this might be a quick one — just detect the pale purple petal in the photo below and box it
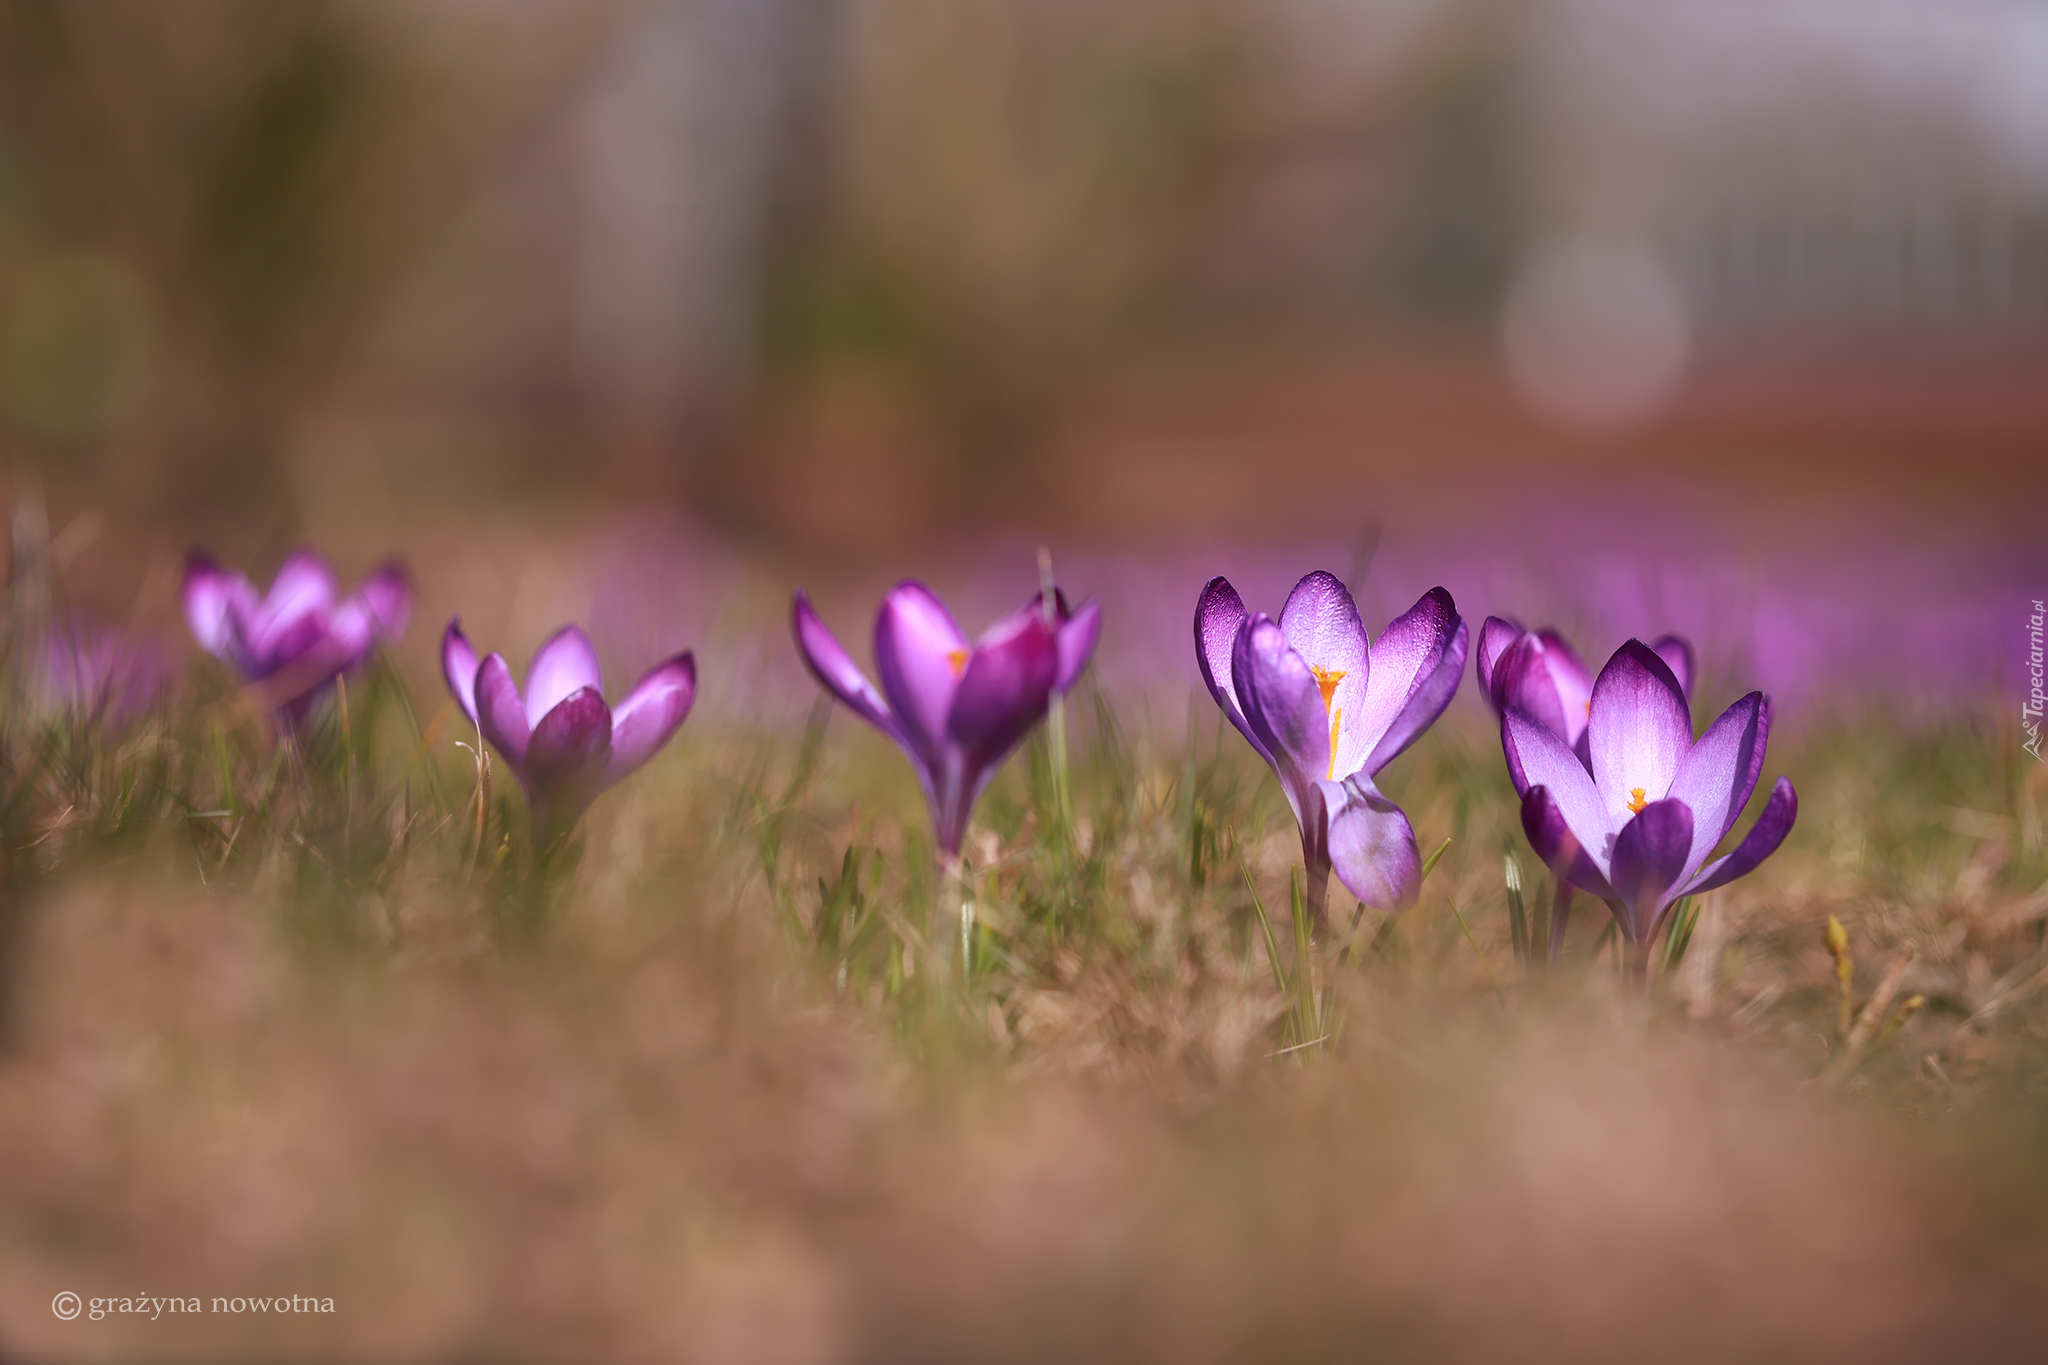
[182,553,256,662]
[1194,576,1269,765]
[245,549,338,660]
[1607,798,1694,941]
[1664,691,1768,882]
[524,625,604,729]
[873,581,969,759]
[352,561,412,643]
[1054,598,1101,694]
[1587,640,1692,829]
[792,591,903,742]
[1683,776,1797,896]
[1352,587,1460,770]
[473,653,531,767]
[1321,775,1422,910]
[525,687,614,817]
[606,651,695,783]
[1649,633,1696,701]
[1279,571,1373,779]
[442,619,479,724]
[1503,708,1614,874]
[1232,614,1331,824]
[1521,785,1618,901]
[1363,614,1467,776]
[1476,615,1525,702]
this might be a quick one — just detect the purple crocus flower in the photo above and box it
[1502,640,1797,981]
[182,548,411,725]
[792,582,1101,861]
[34,614,171,731]
[1477,616,1694,961]
[1196,572,1467,926]
[1477,615,1694,759]
[442,620,697,834]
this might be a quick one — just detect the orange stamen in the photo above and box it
[1627,787,1648,814]
[946,649,970,678]
[1310,665,1346,709]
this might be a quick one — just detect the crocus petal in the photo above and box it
[525,687,614,817]
[1475,615,1525,702]
[1532,630,1596,748]
[1664,691,1769,883]
[182,553,255,662]
[1278,571,1373,778]
[1683,776,1797,896]
[1363,615,1467,777]
[1587,640,1692,829]
[1232,614,1332,822]
[1054,598,1101,694]
[1521,785,1618,901]
[1649,634,1696,701]
[473,653,531,767]
[606,651,695,783]
[352,561,413,642]
[1607,798,1694,940]
[245,549,338,660]
[1321,775,1422,910]
[443,619,479,724]
[1194,576,1271,766]
[873,581,969,760]
[1491,635,1574,751]
[1503,708,1614,875]
[1353,588,1461,773]
[946,610,1058,775]
[522,625,604,728]
[792,591,903,742]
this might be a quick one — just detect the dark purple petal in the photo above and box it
[1194,576,1270,765]
[1649,634,1696,701]
[1607,798,1694,940]
[473,653,531,767]
[1054,598,1101,694]
[443,618,479,724]
[606,651,696,783]
[525,687,614,819]
[1683,776,1797,896]
[1321,775,1422,910]
[1364,614,1467,776]
[792,591,903,742]
[873,581,969,760]
[182,552,256,663]
[1353,588,1460,774]
[524,625,604,728]
[1502,708,1613,872]
[1491,635,1575,750]
[1521,785,1618,901]
[1476,615,1525,702]
[1664,691,1768,883]
[1232,614,1331,823]
[1531,630,1595,747]
[1587,640,1692,829]
[946,609,1058,776]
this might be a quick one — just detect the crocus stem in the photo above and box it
[1301,844,1332,941]
[1548,878,1574,966]
[1038,547,1072,846]
[940,851,972,982]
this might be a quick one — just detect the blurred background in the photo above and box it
[0,0,2043,682]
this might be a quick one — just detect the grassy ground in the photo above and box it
[2,621,2047,1363]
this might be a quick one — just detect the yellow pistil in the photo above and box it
[1627,787,1648,814]
[1310,665,1348,779]
[946,649,971,678]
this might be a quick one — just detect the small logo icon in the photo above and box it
[51,1291,82,1320]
